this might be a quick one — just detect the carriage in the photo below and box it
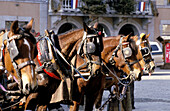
[0,18,154,111]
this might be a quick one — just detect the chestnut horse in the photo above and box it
[67,23,104,111]
[25,22,104,111]
[0,19,37,110]
[94,34,144,110]
[138,33,155,74]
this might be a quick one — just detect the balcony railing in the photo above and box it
[49,0,156,16]
[49,0,83,12]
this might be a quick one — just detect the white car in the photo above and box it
[150,41,164,66]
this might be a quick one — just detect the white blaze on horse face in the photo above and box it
[22,38,36,91]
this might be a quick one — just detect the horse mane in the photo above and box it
[57,28,80,36]
[57,29,84,60]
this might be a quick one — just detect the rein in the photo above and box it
[108,36,138,81]
[42,36,92,81]
[102,62,133,86]
[0,31,36,95]
[139,39,154,72]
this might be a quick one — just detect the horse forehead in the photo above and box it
[23,38,31,48]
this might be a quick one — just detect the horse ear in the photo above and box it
[127,33,132,41]
[25,18,34,32]
[83,22,91,32]
[10,20,19,34]
[93,22,98,29]
[131,35,138,42]
[146,33,150,39]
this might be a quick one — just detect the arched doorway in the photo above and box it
[119,24,139,36]
[58,23,77,34]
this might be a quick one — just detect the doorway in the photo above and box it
[119,24,139,36]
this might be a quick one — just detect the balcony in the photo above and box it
[49,0,83,13]
[49,0,157,17]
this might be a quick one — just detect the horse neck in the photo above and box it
[58,29,84,59]
[102,36,130,75]
[102,36,122,62]
[103,36,121,47]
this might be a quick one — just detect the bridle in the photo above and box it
[99,36,142,109]
[140,40,154,62]
[108,36,140,81]
[139,39,154,72]
[75,30,104,79]
[0,28,36,95]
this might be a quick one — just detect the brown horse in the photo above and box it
[102,35,144,80]
[65,23,104,111]
[94,34,144,110]
[25,22,104,111]
[138,33,155,74]
[0,19,37,110]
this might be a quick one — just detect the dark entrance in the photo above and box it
[58,23,77,34]
[119,24,138,36]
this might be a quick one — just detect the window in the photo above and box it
[5,21,28,30]
[162,24,170,35]
[151,45,159,51]
[168,0,170,5]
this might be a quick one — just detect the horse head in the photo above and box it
[102,34,143,81]
[122,34,143,81]
[76,22,103,77]
[139,33,155,74]
[2,18,37,95]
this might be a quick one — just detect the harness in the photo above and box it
[0,29,37,103]
[139,40,154,72]
[74,31,103,81]
[99,36,141,110]
[36,36,62,80]
[108,36,139,81]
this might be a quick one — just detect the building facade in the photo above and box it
[0,0,48,35]
[48,0,157,41]
[0,0,164,42]
[155,0,170,41]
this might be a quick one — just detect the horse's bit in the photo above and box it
[139,40,154,64]
[0,29,36,95]
[75,31,104,80]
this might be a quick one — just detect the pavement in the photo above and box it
[134,67,170,111]
[61,67,170,111]
[153,67,170,73]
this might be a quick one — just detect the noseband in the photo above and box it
[76,31,103,79]
[109,36,140,80]
[1,30,36,93]
[139,40,154,64]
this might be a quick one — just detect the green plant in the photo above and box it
[113,0,136,14]
[80,0,106,14]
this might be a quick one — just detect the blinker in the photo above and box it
[86,42,96,54]
[8,39,19,60]
[123,47,132,58]
[141,47,150,57]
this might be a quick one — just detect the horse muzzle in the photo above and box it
[130,69,142,81]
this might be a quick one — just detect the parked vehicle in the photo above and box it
[150,41,164,66]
